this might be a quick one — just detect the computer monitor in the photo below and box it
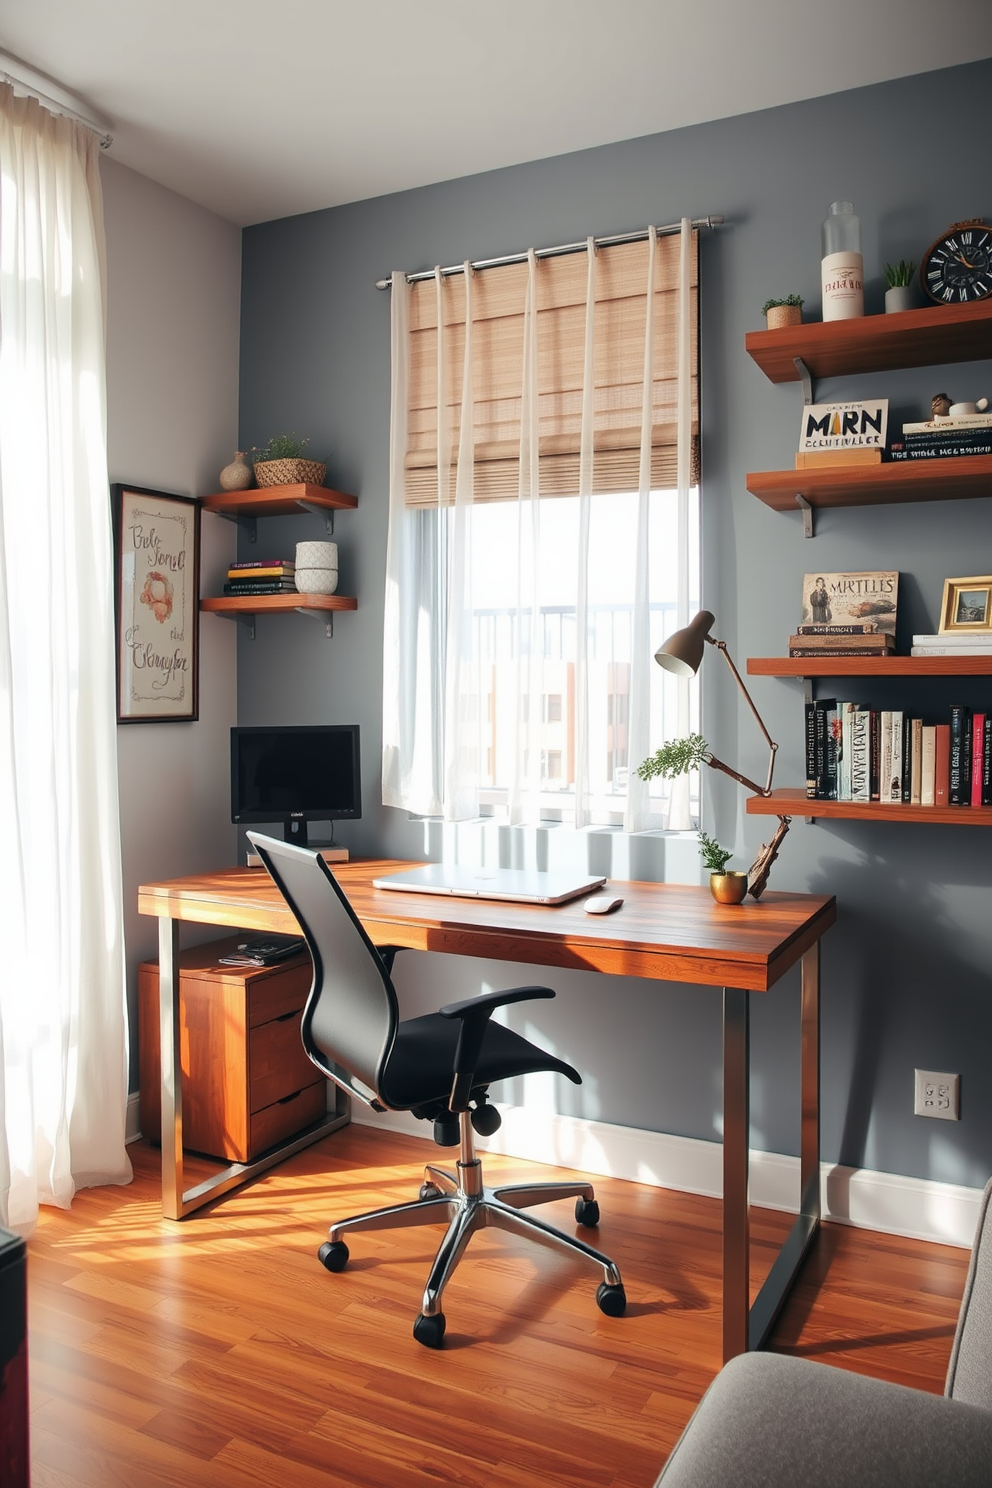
[231,724,361,846]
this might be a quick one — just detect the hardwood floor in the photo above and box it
[26,1129,968,1488]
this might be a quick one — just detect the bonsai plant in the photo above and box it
[251,432,327,489]
[884,261,916,314]
[698,831,748,905]
[761,294,804,330]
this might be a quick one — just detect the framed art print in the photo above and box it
[112,484,200,722]
[939,575,992,634]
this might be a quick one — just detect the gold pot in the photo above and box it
[764,304,802,330]
[709,871,749,905]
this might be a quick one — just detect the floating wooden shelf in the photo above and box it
[201,483,357,519]
[747,454,992,514]
[202,593,356,618]
[748,656,992,678]
[747,787,992,827]
[745,299,992,384]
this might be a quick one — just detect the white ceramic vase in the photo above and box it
[219,452,253,490]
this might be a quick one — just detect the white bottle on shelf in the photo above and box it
[821,201,864,321]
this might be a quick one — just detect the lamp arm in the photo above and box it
[703,753,769,799]
[708,636,779,794]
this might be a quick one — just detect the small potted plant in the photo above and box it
[251,433,326,489]
[762,294,804,330]
[884,261,916,314]
[698,832,748,905]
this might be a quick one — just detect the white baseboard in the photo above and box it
[126,1091,142,1145]
[352,1103,983,1249]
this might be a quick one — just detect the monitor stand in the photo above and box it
[279,820,348,862]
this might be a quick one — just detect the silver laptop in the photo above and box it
[372,863,607,906]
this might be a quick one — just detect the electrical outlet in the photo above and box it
[914,1069,960,1121]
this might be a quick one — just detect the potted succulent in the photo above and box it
[762,294,804,330]
[251,433,326,489]
[698,831,748,905]
[884,261,916,314]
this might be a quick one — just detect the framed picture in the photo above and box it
[112,484,200,722]
[939,575,992,634]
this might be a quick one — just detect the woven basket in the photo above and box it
[253,458,326,488]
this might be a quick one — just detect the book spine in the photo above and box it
[838,701,856,802]
[814,702,827,799]
[890,444,992,460]
[920,725,936,805]
[934,723,951,807]
[789,648,898,658]
[804,701,817,800]
[910,718,923,804]
[903,417,992,433]
[850,711,871,801]
[910,646,992,657]
[912,634,992,646]
[788,635,893,650]
[869,710,880,801]
[971,713,985,807]
[223,581,299,595]
[901,713,913,804]
[228,559,297,570]
[227,569,296,579]
[984,716,992,807]
[824,702,839,800]
[879,711,892,806]
[949,706,970,804]
[897,428,992,445]
[889,711,904,803]
[795,623,880,635]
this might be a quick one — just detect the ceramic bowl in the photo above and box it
[295,567,339,595]
[295,540,338,569]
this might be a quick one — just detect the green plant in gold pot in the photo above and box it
[697,832,748,905]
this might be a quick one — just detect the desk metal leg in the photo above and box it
[722,986,750,1362]
[729,942,821,1360]
[157,914,349,1220]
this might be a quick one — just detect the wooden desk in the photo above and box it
[139,859,835,1361]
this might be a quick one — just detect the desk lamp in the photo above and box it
[644,610,791,898]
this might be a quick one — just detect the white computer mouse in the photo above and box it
[584,894,624,914]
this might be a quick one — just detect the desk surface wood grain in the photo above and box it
[138,860,835,993]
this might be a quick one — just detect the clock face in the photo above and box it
[922,224,992,304]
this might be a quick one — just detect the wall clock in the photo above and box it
[920,220,992,304]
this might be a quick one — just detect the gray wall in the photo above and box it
[237,59,992,1189]
[102,157,242,1090]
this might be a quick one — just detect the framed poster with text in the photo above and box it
[112,484,199,722]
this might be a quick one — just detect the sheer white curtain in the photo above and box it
[382,220,697,830]
[0,84,131,1232]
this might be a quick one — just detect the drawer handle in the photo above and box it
[275,1011,298,1023]
[278,1090,302,1106]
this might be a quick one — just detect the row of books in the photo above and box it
[890,411,992,462]
[804,701,992,806]
[789,624,894,659]
[224,557,299,596]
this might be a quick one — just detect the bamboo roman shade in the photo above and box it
[402,232,699,506]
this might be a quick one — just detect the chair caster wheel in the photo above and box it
[318,1240,349,1272]
[413,1311,446,1348]
[575,1197,600,1227]
[419,1182,441,1201]
[596,1281,626,1317]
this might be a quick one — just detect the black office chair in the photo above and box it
[248,833,626,1348]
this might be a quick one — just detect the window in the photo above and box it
[383,222,699,831]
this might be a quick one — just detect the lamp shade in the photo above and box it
[653,610,716,676]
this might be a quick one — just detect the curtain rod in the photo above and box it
[374,215,723,290]
[0,52,114,149]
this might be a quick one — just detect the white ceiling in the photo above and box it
[4,0,992,227]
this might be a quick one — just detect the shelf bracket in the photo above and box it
[210,509,257,543]
[297,500,334,537]
[238,613,256,641]
[795,493,814,538]
[794,356,814,405]
[295,607,334,638]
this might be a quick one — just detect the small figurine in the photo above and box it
[932,392,952,418]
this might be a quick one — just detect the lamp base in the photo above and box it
[747,815,791,898]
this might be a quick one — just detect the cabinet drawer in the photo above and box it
[250,1082,327,1156]
[245,960,312,1028]
[249,1011,318,1113]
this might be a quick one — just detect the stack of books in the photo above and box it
[911,631,992,658]
[805,700,992,806]
[889,412,992,462]
[224,558,297,596]
[789,624,896,659]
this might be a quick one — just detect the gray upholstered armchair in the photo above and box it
[655,1180,992,1487]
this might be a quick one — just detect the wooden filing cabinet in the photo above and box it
[139,936,327,1163]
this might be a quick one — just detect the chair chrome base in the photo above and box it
[323,1112,624,1341]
